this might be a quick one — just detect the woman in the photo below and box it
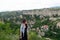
[20,19,28,40]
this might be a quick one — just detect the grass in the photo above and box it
[0,32,19,40]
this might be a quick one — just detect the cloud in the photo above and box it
[0,0,60,12]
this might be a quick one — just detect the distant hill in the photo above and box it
[50,6,60,8]
[22,7,60,16]
[0,6,60,17]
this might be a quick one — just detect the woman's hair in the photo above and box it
[22,19,26,23]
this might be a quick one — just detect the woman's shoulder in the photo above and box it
[21,23,25,25]
[21,23,25,27]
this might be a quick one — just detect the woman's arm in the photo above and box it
[20,24,23,37]
[20,24,25,37]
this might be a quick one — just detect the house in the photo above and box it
[56,22,60,29]
[49,17,57,21]
[41,25,49,32]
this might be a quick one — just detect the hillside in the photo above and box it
[22,8,60,16]
[0,7,60,17]
[0,7,60,40]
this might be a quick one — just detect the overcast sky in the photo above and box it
[0,0,60,12]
